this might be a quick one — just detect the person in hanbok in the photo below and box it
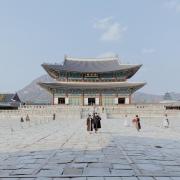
[163,114,169,128]
[124,114,130,127]
[26,114,30,122]
[132,115,141,131]
[93,113,98,133]
[20,117,24,128]
[96,113,101,130]
[87,114,93,134]
[53,113,56,120]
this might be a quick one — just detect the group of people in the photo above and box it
[123,114,141,131]
[124,114,170,131]
[20,114,30,123]
[86,112,101,133]
[132,115,141,131]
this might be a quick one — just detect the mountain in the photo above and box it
[132,92,163,103]
[17,74,180,104]
[18,75,53,104]
[168,92,180,101]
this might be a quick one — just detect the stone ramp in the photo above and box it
[0,115,180,179]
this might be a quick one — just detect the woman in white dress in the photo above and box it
[124,114,130,127]
[163,114,169,128]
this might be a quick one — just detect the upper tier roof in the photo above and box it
[42,56,142,74]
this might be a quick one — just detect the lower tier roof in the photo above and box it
[39,81,146,93]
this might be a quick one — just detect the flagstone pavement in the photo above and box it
[0,116,180,180]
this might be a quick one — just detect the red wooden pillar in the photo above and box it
[82,91,84,106]
[52,93,54,105]
[99,92,102,106]
[129,94,132,104]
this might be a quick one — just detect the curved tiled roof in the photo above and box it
[0,93,21,108]
[63,56,122,72]
[63,59,120,72]
[42,57,142,73]
[0,93,20,103]
[39,82,146,93]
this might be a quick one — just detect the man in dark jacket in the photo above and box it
[96,113,101,129]
[93,113,98,133]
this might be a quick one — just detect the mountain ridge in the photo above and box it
[17,75,180,104]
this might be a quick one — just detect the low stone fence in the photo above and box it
[105,104,180,118]
[0,104,180,119]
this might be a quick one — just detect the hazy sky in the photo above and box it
[0,0,180,94]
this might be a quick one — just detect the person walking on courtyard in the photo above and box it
[87,114,93,134]
[20,117,24,128]
[102,107,104,113]
[124,114,130,127]
[53,113,56,120]
[26,114,30,126]
[20,117,24,123]
[96,113,101,130]
[26,114,30,122]
[93,112,98,133]
[132,115,141,131]
[163,114,169,128]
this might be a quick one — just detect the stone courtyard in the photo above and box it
[0,112,180,180]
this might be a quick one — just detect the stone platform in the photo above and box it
[0,115,180,180]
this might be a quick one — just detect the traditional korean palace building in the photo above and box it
[39,56,146,106]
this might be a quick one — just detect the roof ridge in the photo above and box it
[65,56,119,62]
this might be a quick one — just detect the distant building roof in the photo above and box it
[160,100,180,106]
[0,93,21,108]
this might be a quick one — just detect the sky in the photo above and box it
[0,0,180,95]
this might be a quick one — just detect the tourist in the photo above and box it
[96,113,101,130]
[132,115,141,131]
[20,117,24,129]
[124,114,130,127]
[93,112,98,133]
[163,114,169,128]
[86,114,93,134]
[53,113,56,120]
[20,117,24,123]
[26,114,30,122]
[26,114,30,126]
[102,107,104,113]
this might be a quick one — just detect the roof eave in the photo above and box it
[126,64,142,79]
[42,62,142,74]
[41,64,60,79]
[39,82,146,91]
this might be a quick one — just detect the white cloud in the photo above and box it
[93,17,127,42]
[93,17,113,29]
[142,48,156,54]
[177,5,180,12]
[164,0,180,13]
